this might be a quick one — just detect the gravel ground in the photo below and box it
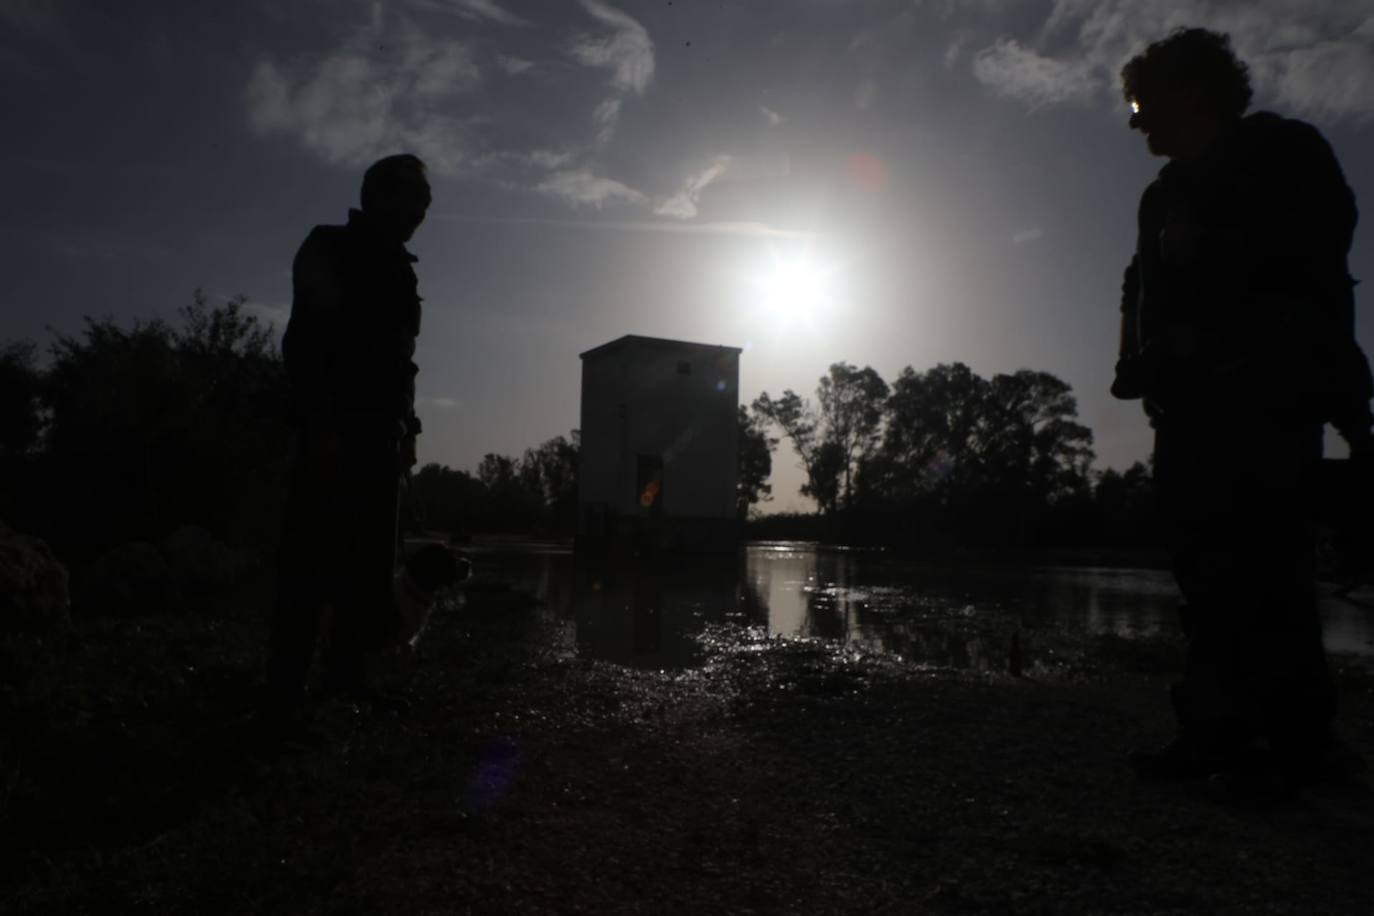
[3,578,1373,915]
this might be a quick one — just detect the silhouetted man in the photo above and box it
[1112,29,1372,801]
[268,154,430,708]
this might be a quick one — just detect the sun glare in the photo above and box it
[763,257,827,321]
[738,243,849,344]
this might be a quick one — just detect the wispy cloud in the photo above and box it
[592,97,622,145]
[427,396,460,409]
[968,0,1374,121]
[524,149,573,169]
[760,105,785,127]
[245,13,481,173]
[569,0,655,95]
[566,2,654,147]
[496,54,534,75]
[1012,227,1045,245]
[238,299,290,340]
[445,0,529,27]
[973,38,1095,108]
[654,156,730,220]
[535,169,647,208]
[241,298,290,323]
[431,212,819,240]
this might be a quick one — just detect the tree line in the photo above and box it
[412,404,778,537]
[2,294,293,560]
[748,362,1156,548]
[0,295,580,558]
[1,294,1154,559]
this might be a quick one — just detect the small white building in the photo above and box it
[578,335,741,550]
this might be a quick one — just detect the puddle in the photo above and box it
[464,541,1374,669]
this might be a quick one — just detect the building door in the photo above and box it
[636,454,664,517]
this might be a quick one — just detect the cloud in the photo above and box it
[592,97,622,145]
[760,105,785,126]
[972,38,1097,108]
[525,149,573,169]
[241,298,290,324]
[238,299,290,341]
[536,169,647,208]
[448,0,528,27]
[566,3,654,148]
[654,156,730,220]
[944,34,970,70]
[497,54,534,75]
[245,15,481,173]
[430,212,819,239]
[1012,227,1045,245]
[967,0,1374,121]
[569,0,655,95]
[428,396,460,409]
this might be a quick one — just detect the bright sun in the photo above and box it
[761,255,829,323]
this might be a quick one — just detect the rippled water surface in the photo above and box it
[467,541,1374,669]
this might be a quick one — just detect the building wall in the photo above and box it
[579,340,739,528]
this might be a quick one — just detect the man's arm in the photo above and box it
[284,230,344,442]
[1111,257,1150,400]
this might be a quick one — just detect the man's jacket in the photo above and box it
[1113,111,1373,439]
[283,208,422,441]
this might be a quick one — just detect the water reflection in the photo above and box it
[468,541,1374,668]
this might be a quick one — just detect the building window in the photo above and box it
[637,454,664,516]
[676,361,692,376]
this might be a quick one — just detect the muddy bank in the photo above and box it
[3,578,1372,914]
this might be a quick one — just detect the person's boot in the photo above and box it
[1130,681,1252,780]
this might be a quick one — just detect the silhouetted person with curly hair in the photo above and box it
[267,154,430,711]
[1112,28,1372,802]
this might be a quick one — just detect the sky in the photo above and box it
[4,0,1374,512]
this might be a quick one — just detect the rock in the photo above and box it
[0,520,71,632]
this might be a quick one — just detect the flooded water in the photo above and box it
[465,541,1374,670]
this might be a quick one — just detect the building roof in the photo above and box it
[579,334,743,360]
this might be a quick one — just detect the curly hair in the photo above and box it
[1120,28,1252,120]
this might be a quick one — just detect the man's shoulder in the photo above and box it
[294,223,353,272]
[1139,171,1169,210]
[298,223,350,253]
[1238,111,1333,159]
